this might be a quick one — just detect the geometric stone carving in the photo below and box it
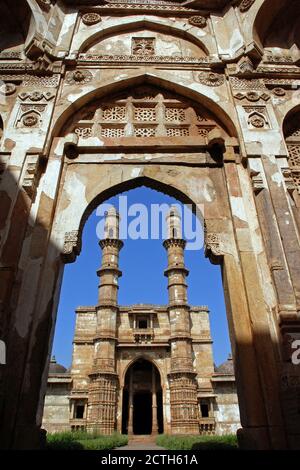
[239,0,256,12]
[287,145,300,168]
[198,72,225,87]
[234,91,270,102]
[102,106,126,121]
[188,16,207,28]
[22,154,41,199]
[18,91,54,102]
[132,38,155,56]
[62,230,82,263]
[68,86,218,140]
[82,13,102,26]
[237,56,254,74]
[74,127,93,139]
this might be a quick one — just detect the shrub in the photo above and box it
[46,431,128,451]
[156,434,238,451]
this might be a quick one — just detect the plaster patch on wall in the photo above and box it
[131,168,142,178]
[230,197,247,223]
[271,172,283,187]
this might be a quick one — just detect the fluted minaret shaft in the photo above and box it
[164,207,199,434]
[88,208,122,434]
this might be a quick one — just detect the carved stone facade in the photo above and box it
[42,209,240,436]
[0,0,300,450]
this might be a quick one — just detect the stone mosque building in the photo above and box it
[1,0,300,450]
[42,208,241,435]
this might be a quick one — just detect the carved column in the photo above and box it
[152,365,158,435]
[164,208,199,435]
[87,208,123,434]
[128,369,133,435]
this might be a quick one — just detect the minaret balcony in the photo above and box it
[199,418,216,435]
[133,328,154,344]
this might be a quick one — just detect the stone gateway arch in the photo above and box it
[0,0,300,450]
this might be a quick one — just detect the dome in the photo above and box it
[215,354,234,375]
[49,356,67,374]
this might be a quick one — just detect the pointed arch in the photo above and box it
[74,17,211,56]
[51,73,238,140]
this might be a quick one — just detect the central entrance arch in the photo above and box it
[122,359,163,435]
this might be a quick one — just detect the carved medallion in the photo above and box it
[273,87,286,97]
[198,72,224,87]
[0,83,16,96]
[249,115,265,128]
[188,16,207,28]
[23,114,39,127]
[82,13,102,25]
[66,70,93,85]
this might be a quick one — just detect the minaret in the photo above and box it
[87,208,123,434]
[163,207,199,434]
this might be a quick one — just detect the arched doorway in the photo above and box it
[122,359,163,435]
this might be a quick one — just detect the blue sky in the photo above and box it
[52,187,231,368]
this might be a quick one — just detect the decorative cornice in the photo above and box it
[78,53,210,65]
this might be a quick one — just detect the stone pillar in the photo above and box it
[163,207,199,435]
[87,208,123,434]
[128,369,133,435]
[152,365,158,435]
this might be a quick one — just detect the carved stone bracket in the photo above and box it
[22,155,41,200]
[282,168,297,195]
[250,170,265,194]
[62,230,82,263]
[204,232,223,264]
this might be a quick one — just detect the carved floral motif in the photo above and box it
[66,70,93,85]
[198,72,224,87]
[132,38,155,56]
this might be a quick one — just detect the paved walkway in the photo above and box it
[116,436,165,451]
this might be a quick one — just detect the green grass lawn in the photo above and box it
[46,431,128,450]
[156,434,238,450]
